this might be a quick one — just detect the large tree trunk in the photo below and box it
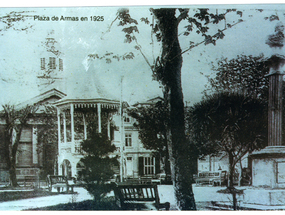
[164,145,171,177]
[3,126,18,187]
[4,125,23,187]
[228,152,237,210]
[9,164,18,187]
[154,9,196,210]
[228,153,234,189]
[2,105,34,187]
[9,128,22,187]
[4,142,19,187]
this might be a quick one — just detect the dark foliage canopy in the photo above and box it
[190,92,268,161]
[204,54,269,101]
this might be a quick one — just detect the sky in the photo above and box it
[0,4,285,106]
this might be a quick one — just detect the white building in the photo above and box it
[53,92,159,181]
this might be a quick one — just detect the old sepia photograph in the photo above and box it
[1,1,285,211]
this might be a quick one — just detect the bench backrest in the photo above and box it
[47,175,67,185]
[115,184,160,203]
[198,171,222,179]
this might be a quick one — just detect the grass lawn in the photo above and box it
[30,199,212,211]
[28,197,120,210]
[0,187,60,202]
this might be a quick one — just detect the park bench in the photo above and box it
[46,175,75,193]
[195,171,227,186]
[139,176,161,184]
[113,183,170,210]
[23,175,40,187]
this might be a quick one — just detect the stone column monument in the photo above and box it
[243,28,285,205]
[268,55,285,147]
[249,55,285,189]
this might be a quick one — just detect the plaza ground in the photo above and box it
[0,184,285,211]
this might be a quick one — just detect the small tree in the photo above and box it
[190,92,267,210]
[78,131,118,203]
[1,104,37,187]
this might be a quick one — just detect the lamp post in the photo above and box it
[120,76,125,182]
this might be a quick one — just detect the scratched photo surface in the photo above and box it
[0,4,285,211]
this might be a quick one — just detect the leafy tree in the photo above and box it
[1,104,37,187]
[204,54,285,144]
[204,54,269,101]
[85,6,252,210]
[112,8,244,210]
[0,103,60,186]
[190,92,267,210]
[78,123,118,203]
[95,6,279,210]
[128,100,171,177]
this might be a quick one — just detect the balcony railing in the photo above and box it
[59,140,83,155]
[59,139,121,155]
[73,139,83,155]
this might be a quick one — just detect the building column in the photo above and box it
[72,161,77,178]
[58,157,63,176]
[32,126,38,164]
[98,103,101,133]
[107,113,111,139]
[57,108,61,154]
[58,163,63,176]
[70,104,75,153]
[70,104,75,142]
[63,111,67,143]
[83,113,87,140]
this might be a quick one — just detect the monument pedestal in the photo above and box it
[243,54,285,206]
[244,146,285,205]
[244,187,285,206]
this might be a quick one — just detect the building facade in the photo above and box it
[53,94,158,181]
[0,88,66,183]
[0,87,160,183]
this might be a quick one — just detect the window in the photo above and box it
[17,143,32,166]
[49,57,56,69]
[143,157,155,175]
[125,133,132,147]
[40,58,45,70]
[59,58,63,71]
[20,127,32,142]
[124,117,131,123]
[139,157,157,176]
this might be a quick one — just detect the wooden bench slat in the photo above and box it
[47,175,75,193]
[114,183,170,210]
